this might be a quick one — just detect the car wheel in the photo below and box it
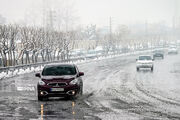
[74,87,83,99]
[80,86,83,95]
[151,67,153,71]
[136,67,139,71]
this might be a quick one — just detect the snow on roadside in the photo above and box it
[0,48,165,80]
[0,67,42,80]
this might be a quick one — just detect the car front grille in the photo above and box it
[47,82,67,87]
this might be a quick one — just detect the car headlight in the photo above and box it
[69,79,79,85]
[38,80,46,86]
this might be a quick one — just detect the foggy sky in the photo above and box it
[0,0,177,27]
[77,0,176,26]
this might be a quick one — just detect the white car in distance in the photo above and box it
[168,47,178,54]
[136,55,154,71]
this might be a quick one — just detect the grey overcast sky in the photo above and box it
[0,0,177,27]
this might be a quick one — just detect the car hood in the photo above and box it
[137,60,153,64]
[41,75,76,81]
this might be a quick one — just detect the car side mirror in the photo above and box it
[35,73,41,78]
[79,72,84,76]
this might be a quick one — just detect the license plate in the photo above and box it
[50,88,64,92]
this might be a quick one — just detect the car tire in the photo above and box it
[80,86,83,95]
[136,67,139,71]
[151,67,153,71]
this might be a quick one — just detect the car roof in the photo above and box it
[139,55,151,57]
[45,63,75,67]
[153,50,163,52]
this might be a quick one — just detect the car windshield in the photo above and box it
[42,65,77,76]
[139,56,151,60]
[154,50,163,53]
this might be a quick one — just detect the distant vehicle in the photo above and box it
[153,50,164,59]
[168,47,178,54]
[85,49,97,59]
[35,63,84,101]
[94,46,105,55]
[69,49,85,58]
[136,55,154,71]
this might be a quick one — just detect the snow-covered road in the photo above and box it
[0,53,180,120]
[81,53,180,119]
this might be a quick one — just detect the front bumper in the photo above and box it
[154,55,163,57]
[137,64,153,68]
[37,85,79,97]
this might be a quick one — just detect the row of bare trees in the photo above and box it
[98,23,175,53]
[0,24,77,67]
[0,22,175,67]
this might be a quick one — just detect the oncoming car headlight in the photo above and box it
[69,79,79,85]
[38,80,46,86]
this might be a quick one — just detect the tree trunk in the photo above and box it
[12,50,17,66]
[25,52,30,64]
[0,51,4,67]
[21,50,24,65]
[35,52,39,63]
[41,50,45,62]
[3,50,7,67]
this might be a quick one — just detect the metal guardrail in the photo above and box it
[0,57,86,74]
[0,47,167,75]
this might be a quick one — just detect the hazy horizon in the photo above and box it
[0,0,178,28]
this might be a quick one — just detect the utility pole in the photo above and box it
[172,0,176,42]
[65,10,69,32]
[42,0,46,28]
[145,20,148,39]
[42,0,56,30]
[47,9,56,31]
[109,17,112,51]
[145,20,150,49]
[173,0,180,41]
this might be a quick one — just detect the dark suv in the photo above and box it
[35,63,84,101]
[153,50,164,59]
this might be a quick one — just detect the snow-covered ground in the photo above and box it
[1,48,180,120]
[79,53,180,119]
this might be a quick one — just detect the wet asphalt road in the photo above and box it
[0,52,180,120]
